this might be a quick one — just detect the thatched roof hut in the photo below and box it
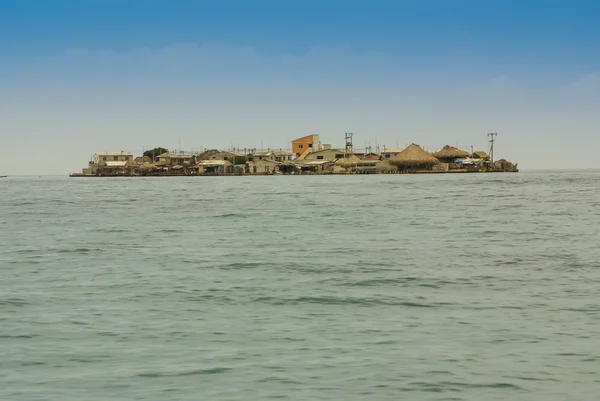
[363,153,381,161]
[433,145,469,161]
[389,144,440,169]
[337,154,361,169]
[473,150,489,159]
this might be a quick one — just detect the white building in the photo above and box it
[93,152,134,168]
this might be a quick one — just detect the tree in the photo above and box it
[227,156,247,165]
[144,147,169,161]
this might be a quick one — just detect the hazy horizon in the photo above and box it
[2,0,599,175]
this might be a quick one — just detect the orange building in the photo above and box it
[291,134,321,159]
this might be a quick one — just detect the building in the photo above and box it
[247,151,293,162]
[93,152,134,167]
[432,145,470,163]
[295,160,334,174]
[303,149,346,161]
[156,152,194,166]
[245,150,294,174]
[196,149,241,161]
[291,134,322,159]
[380,148,404,159]
[302,149,365,162]
[197,160,233,175]
[388,144,440,172]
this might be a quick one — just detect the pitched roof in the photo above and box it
[337,154,361,168]
[433,145,470,159]
[291,134,318,142]
[389,144,440,166]
[95,152,133,156]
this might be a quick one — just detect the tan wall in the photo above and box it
[246,160,277,174]
[303,149,345,161]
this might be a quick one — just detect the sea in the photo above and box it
[1,171,599,401]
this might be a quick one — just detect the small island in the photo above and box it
[70,134,518,177]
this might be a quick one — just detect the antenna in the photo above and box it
[487,132,498,163]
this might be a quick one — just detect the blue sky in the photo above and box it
[1,0,599,174]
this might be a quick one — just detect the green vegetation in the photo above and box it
[143,147,168,161]
[227,156,247,165]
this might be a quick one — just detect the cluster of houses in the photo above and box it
[73,134,518,177]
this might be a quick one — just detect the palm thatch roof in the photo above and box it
[433,145,469,160]
[389,144,440,166]
[363,153,381,160]
[140,163,157,170]
[337,154,361,168]
[473,150,489,159]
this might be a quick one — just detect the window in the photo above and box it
[335,154,344,159]
[317,156,324,160]
[385,154,390,158]
[114,156,119,161]
[103,157,107,161]
[308,143,313,148]
[299,144,303,149]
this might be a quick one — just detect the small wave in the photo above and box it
[214,212,255,218]
[57,248,102,254]
[0,299,31,306]
[0,334,39,339]
[252,295,446,307]
[137,367,231,377]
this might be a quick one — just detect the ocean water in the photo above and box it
[1,171,600,401]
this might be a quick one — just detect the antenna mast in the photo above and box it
[487,132,498,163]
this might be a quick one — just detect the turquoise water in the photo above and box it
[2,172,600,400]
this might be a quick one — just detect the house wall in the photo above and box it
[303,149,345,161]
[291,135,320,158]
[246,159,277,174]
[94,153,133,167]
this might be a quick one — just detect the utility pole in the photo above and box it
[487,132,498,163]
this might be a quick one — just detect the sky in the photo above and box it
[1,0,599,174]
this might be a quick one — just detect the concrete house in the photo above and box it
[302,149,346,161]
[380,148,404,159]
[197,160,233,175]
[291,134,322,159]
[246,151,294,174]
[156,152,194,166]
[196,149,241,162]
[93,152,134,168]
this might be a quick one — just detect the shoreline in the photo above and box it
[69,170,518,177]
